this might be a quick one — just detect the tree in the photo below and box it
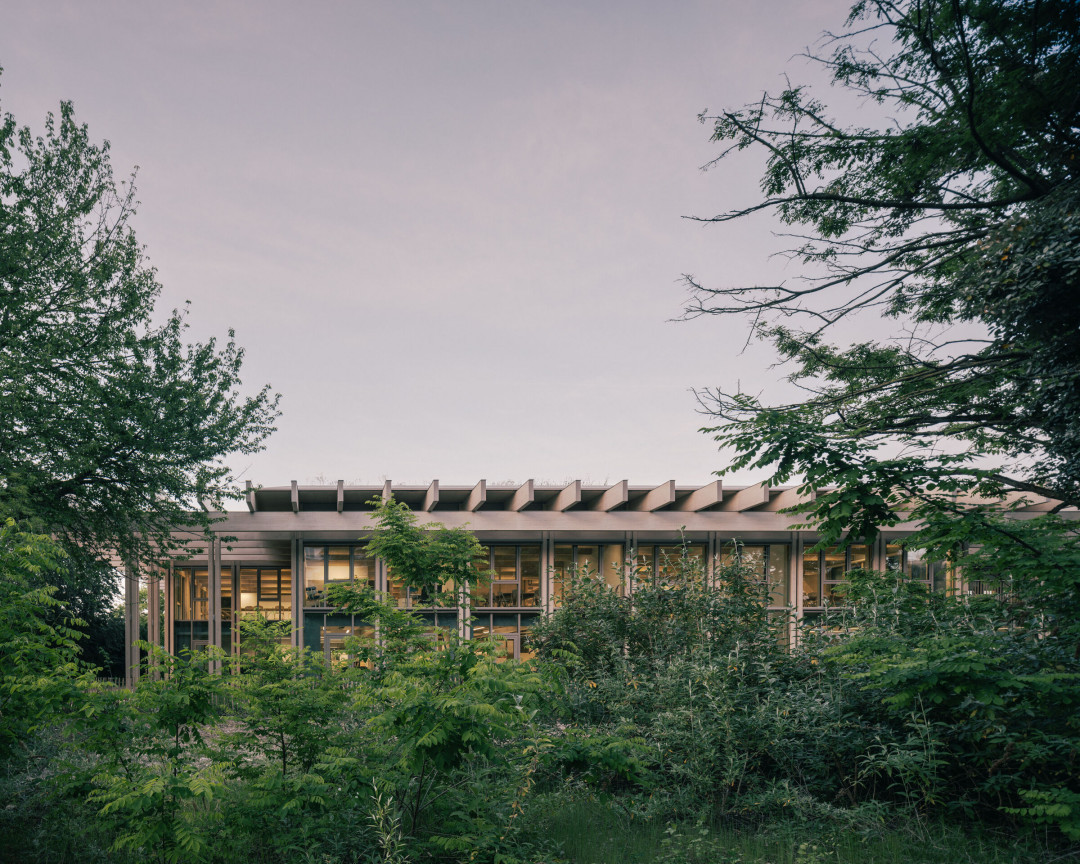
[0,78,279,587]
[0,519,87,759]
[685,0,1079,544]
[360,495,487,606]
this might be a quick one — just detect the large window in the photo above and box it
[237,567,292,620]
[303,545,375,608]
[802,544,870,607]
[388,567,458,610]
[633,544,706,585]
[321,623,376,667]
[173,568,208,621]
[472,545,541,608]
[552,544,627,604]
[886,542,950,592]
[719,544,790,607]
[470,612,540,661]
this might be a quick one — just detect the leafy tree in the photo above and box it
[0,77,280,583]
[685,0,1080,539]
[229,615,345,777]
[361,495,487,604]
[0,519,86,758]
[84,645,227,864]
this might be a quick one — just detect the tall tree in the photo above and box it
[686,0,1080,543]
[0,82,280,587]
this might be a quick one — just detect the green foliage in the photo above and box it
[678,4,1080,842]
[228,615,346,776]
[1005,787,1080,842]
[534,544,1080,846]
[0,519,86,759]
[361,496,486,602]
[0,78,279,591]
[79,647,226,864]
[689,0,1080,532]
[93,764,226,864]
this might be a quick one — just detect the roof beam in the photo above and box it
[631,480,675,512]
[720,482,769,512]
[245,480,256,514]
[548,479,581,512]
[423,479,440,512]
[336,480,344,513]
[762,485,814,512]
[592,479,628,512]
[290,480,299,514]
[466,479,487,512]
[510,479,534,512]
[674,479,722,512]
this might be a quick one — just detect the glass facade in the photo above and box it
[470,612,540,661]
[720,544,790,607]
[552,543,628,605]
[168,530,962,663]
[472,545,541,608]
[887,543,951,592]
[631,544,706,584]
[304,545,375,608]
[802,544,871,607]
[237,567,291,619]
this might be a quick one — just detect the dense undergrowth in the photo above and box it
[1,512,1079,863]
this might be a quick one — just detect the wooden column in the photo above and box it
[147,566,161,679]
[208,537,222,674]
[792,532,805,649]
[539,532,550,614]
[124,563,140,688]
[292,536,302,649]
[706,531,717,588]
[164,563,174,658]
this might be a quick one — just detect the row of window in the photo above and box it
[174,567,293,621]
[176,542,949,624]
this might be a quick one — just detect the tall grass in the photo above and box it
[529,793,1060,864]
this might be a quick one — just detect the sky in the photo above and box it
[2,0,858,488]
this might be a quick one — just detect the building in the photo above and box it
[125,478,1058,683]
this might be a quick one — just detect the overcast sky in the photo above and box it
[2,0,856,488]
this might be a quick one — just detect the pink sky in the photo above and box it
[2,0,855,487]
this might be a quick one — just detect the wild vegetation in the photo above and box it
[1,502,1078,863]
[2,0,1079,861]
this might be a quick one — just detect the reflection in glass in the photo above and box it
[767,546,789,606]
[259,569,280,615]
[175,568,192,619]
[221,571,232,614]
[802,551,821,606]
[304,547,325,607]
[849,545,870,570]
[353,550,376,591]
[931,560,948,592]
[471,546,491,607]
[603,544,624,593]
[492,582,518,607]
[521,546,541,606]
[280,569,292,612]
[240,568,258,613]
[327,547,350,587]
[824,548,846,581]
[493,546,516,580]
[552,545,572,606]
[194,570,209,621]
